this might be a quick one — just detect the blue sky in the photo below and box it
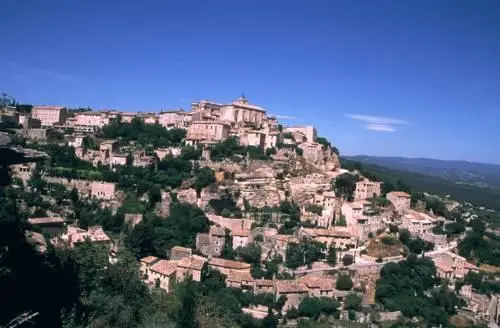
[1,0,499,163]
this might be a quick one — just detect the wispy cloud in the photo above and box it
[366,124,396,132]
[270,114,296,120]
[346,114,409,132]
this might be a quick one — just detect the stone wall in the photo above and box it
[207,214,253,232]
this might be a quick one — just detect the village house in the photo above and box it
[74,111,109,129]
[298,142,324,164]
[196,225,226,257]
[139,256,159,277]
[300,276,336,298]
[283,126,317,143]
[138,112,158,125]
[254,279,274,294]
[340,201,385,240]
[159,110,192,129]
[124,213,143,229]
[175,256,206,282]
[18,115,41,129]
[354,178,382,200]
[185,120,230,147]
[10,162,36,185]
[207,257,251,276]
[51,225,111,249]
[170,246,193,260]
[429,251,479,283]
[99,140,119,161]
[264,132,279,150]
[272,234,300,258]
[400,209,440,236]
[275,280,309,311]
[32,106,67,126]
[28,217,66,237]
[132,150,156,167]
[146,259,179,291]
[155,147,181,160]
[191,100,224,120]
[26,128,47,141]
[110,154,128,166]
[226,271,255,291]
[298,227,355,249]
[68,134,85,148]
[91,181,116,200]
[239,130,266,149]
[386,191,411,213]
[232,229,250,248]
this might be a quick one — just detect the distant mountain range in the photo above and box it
[346,155,500,190]
[341,156,500,211]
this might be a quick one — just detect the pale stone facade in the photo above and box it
[32,106,67,126]
[196,225,225,257]
[299,227,355,249]
[186,120,230,146]
[74,112,109,129]
[51,225,111,249]
[429,251,478,282]
[159,110,192,129]
[400,209,439,236]
[220,95,266,125]
[207,257,251,276]
[232,229,250,248]
[354,178,382,200]
[283,126,317,143]
[298,142,324,164]
[386,191,411,213]
[240,130,266,148]
[91,181,116,200]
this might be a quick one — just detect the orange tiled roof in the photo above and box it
[140,256,159,265]
[227,271,254,283]
[300,276,335,291]
[389,191,411,198]
[232,229,249,237]
[177,257,206,271]
[275,280,308,294]
[28,217,65,225]
[255,279,274,286]
[149,259,178,276]
[208,257,251,270]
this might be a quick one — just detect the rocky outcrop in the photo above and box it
[234,166,281,208]
[287,174,332,207]
[176,188,197,205]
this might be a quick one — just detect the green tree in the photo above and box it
[326,244,337,266]
[344,293,362,311]
[194,167,216,196]
[336,274,353,291]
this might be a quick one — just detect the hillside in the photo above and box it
[342,157,500,211]
[347,155,500,190]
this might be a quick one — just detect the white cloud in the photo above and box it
[366,124,396,132]
[270,114,296,120]
[346,114,409,132]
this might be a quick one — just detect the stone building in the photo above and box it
[191,100,224,120]
[299,227,355,249]
[240,130,266,149]
[275,280,309,311]
[170,246,192,261]
[283,126,317,143]
[196,225,226,257]
[207,257,251,276]
[51,225,111,249]
[159,110,192,129]
[220,95,266,125]
[124,213,143,229]
[429,251,478,283]
[74,111,109,129]
[226,271,254,291]
[386,191,411,213]
[354,178,381,200]
[10,162,36,185]
[298,142,324,164]
[400,209,440,236]
[26,128,47,141]
[28,217,66,237]
[91,181,116,200]
[185,120,230,147]
[99,140,119,162]
[32,106,67,126]
[232,229,250,248]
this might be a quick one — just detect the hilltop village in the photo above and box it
[1,95,500,328]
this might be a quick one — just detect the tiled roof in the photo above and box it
[255,279,274,286]
[197,233,211,245]
[208,257,251,270]
[28,217,65,225]
[171,246,192,253]
[210,225,225,236]
[177,257,206,271]
[275,280,308,294]
[232,229,249,237]
[140,256,159,265]
[227,271,254,283]
[149,260,178,276]
[301,227,351,238]
[389,191,411,198]
[300,276,334,291]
